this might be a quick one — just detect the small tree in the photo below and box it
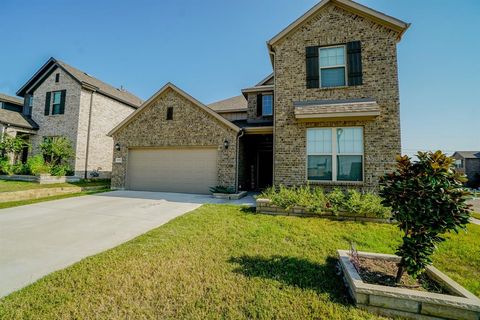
[0,134,30,163]
[380,151,471,283]
[40,136,74,166]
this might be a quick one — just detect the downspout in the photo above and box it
[84,90,95,179]
[269,46,276,187]
[235,129,245,193]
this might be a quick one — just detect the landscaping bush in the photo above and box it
[380,151,471,282]
[26,155,50,175]
[40,136,74,166]
[0,156,13,175]
[50,164,72,177]
[0,134,30,163]
[259,185,390,218]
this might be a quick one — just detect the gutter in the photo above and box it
[235,129,245,193]
[84,89,96,179]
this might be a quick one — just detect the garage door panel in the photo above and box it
[127,148,217,194]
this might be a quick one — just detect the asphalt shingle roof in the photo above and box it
[207,95,247,112]
[454,151,480,159]
[0,93,23,106]
[0,108,38,130]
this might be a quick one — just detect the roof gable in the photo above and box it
[108,83,240,136]
[16,58,142,108]
[267,0,409,49]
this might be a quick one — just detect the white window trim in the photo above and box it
[306,127,364,182]
[318,45,348,88]
[262,94,273,116]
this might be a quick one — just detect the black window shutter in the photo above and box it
[306,46,319,88]
[347,41,363,86]
[59,90,66,114]
[256,94,263,116]
[44,92,51,115]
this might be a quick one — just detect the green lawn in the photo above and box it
[472,212,480,220]
[0,179,110,192]
[0,189,110,210]
[0,205,478,319]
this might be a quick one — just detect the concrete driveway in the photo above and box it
[0,190,254,297]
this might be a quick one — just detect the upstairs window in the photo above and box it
[262,94,273,116]
[52,91,62,115]
[55,73,60,83]
[24,95,33,117]
[319,46,346,88]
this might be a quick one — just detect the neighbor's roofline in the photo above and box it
[108,82,240,136]
[16,57,140,109]
[267,0,410,50]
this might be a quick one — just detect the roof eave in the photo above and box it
[267,0,410,49]
[108,83,240,137]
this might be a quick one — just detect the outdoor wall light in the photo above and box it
[223,139,229,150]
[115,143,121,151]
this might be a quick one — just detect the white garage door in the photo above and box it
[127,148,218,194]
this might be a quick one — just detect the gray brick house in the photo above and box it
[15,58,142,178]
[453,151,480,189]
[109,0,409,194]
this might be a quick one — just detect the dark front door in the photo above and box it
[257,150,273,189]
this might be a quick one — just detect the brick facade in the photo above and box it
[272,4,402,191]
[29,68,135,178]
[111,87,238,189]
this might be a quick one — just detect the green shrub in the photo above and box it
[325,188,346,214]
[380,151,471,282]
[12,163,28,175]
[26,155,50,175]
[50,164,72,177]
[0,157,13,175]
[40,136,74,166]
[209,185,235,194]
[259,185,390,218]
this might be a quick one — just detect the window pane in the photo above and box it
[307,128,332,154]
[308,155,332,181]
[337,155,363,181]
[262,95,273,116]
[321,67,345,87]
[337,127,363,153]
[53,92,61,104]
[320,47,345,67]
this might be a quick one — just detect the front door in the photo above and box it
[257,150,273,189]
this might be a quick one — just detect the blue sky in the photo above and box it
[1,0,479,154]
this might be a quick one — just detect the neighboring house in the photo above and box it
[109,0,409,194]
[453,151,480,188]
[15,58,142,178]
[0,93,38,163]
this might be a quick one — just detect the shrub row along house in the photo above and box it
[108,0,409,194]
[0,59,142,178]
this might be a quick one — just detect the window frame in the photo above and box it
[306,127,364,183]
[51,91,62,115]
[166,106,174,120]
[318,45,348,88]
[262,94,273,116]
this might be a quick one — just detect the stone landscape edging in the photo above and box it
[0,185,108,203]
[337,250,480,320]
[0,174,81,184]
[256,198,392,223]
[212,191,248,200]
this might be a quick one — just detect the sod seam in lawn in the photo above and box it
[0,204,478,319]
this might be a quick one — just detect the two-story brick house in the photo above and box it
[16,58,142,178]
[109,0,409,194]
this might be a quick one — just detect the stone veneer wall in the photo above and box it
[75,90,135,178]
[29,68,82,171]
[111,88,238,189]
[272,4,402,191]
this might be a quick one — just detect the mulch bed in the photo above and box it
[356,256,455,295]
